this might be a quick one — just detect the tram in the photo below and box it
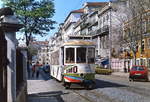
[49,40,96,89]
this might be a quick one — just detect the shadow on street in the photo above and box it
[28,69,51,81]
[28,91,66,102]
[95,79,127,89]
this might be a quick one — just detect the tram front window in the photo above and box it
[77,48,86,63]
[66,48,75,63]
[88,48,95,63]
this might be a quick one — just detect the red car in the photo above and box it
[129,65,149,81]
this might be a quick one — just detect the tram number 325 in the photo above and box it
[66,66,78,73]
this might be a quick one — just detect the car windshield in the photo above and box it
[132,66,144,71]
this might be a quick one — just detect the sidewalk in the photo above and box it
[27,70,63,102]
[111,72,129,78]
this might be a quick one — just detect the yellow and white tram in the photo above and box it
[50,40,96,89]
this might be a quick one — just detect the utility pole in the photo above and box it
[109,1,112,69]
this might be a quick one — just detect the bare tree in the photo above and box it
[111,0,150,65]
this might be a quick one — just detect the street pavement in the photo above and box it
[27,70,150,102]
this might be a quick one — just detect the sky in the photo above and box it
[0,0,109,42]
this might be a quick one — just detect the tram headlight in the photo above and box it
[80,73,84,77]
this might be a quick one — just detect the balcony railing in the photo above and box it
[96,25,109,35]
[88,25,109,36]
[88,30,97,35]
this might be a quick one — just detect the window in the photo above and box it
[148,39,150,49]
[88,27,92,32]
[148,59,150,69]
[143,21,147,33]
[88,48,95,63]
[77,47,86,63]
[141,40,145,52]
[143,59,146,66]
[131,66,144,71]
[99,19,102,26]
[136,60,139,65]
[106,14,109,20]
[66,48,75,63]
[103,17,105,23]
[140,59,143,65]
[50,51,59,65]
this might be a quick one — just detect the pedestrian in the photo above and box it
[35,62,40,78]
[31,64,36,77]
[27,61,31,78]
[28,61,32,78]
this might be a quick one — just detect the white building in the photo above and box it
[62,9,84,41]
[32,41,49,64]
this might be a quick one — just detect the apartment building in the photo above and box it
[32,41,49,64]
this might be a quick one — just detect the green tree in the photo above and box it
[4,0,56,46]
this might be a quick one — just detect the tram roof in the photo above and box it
[63,40,95,46]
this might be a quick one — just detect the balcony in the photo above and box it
[89,18,97,25]
[80,22,90,30]
[92,25,109,38]
[80,31,87,35]
[88,30,96,35]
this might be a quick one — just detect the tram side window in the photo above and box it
[88,48,95,63]
[77,48,86,63]
[66,48,75,63]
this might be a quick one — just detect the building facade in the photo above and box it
[123,9,150,70]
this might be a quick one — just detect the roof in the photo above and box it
[63,40,95,46]
[64,9,84,23]
[71,9,84,13]
[83,2,108,7]
[31,41,49,45]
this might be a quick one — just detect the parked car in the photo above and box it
[129,65,149,82]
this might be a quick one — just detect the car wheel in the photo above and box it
[65,83,71,89]
[145,78,149,82]
[129,78,133,82]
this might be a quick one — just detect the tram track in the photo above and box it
[72,90,93,102]
[71,89,120,102]
[71,86,150,102]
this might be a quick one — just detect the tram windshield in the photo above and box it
[87,48,95,63]
[77,47,86,63]
[66,48,75,63]
[65,47,95,64]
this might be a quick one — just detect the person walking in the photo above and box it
[35,62,40,78]
[31,64,36,78]
[27,61,31,78]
